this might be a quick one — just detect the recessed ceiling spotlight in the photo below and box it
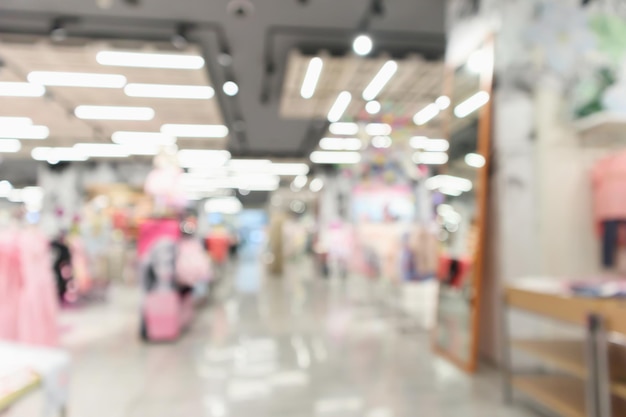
[353,34,373,56]
[223,81,239,96]
[365,100,381,115]
[218,52,233,67]
[50,19,67,42]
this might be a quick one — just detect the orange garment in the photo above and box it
[206,234,230,264]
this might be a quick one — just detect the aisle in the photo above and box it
[16,257,533,417]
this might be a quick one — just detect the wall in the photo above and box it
[447,0,626,364]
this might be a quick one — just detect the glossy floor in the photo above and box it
[13,256,535,417]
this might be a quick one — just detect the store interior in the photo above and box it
[2,0,626,416]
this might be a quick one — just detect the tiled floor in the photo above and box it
[12,255,536,417]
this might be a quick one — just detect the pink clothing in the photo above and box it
[0,228,58,347]
[137,218,181,259]
[592,151,626,223]
[176,238,212,286]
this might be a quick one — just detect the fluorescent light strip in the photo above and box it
[319,137,362,151]
[371,136,392,149]
[365,123,392,136]
[300,57,323,99]
[0,139,21,153]
[161,124,229,138]
[412,152,448,165]
[0,82,45,97]
[124,83,215,99]
[409,137,450,151]
[310,151,361,164]
[32,147,88,162]
[267,163,309,176]
[27,71,127,88]
[228,159,272,170]
[413,103,440,125]
[75,105,154,121]
[178,149,231,168]
[96,51,205,69]
[425,175,473,192]
[435,95,451,110]
[362,60,398,101]
[73,143,130,158]
[0,125,49,140]
[111,131,177,146]
[327,91,352,123]
[465,153,486,168]
[0,117,33,126]
[454,91,490,118]
[329,122,359,136]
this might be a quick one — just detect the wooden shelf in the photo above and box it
[512,340,586,379]
[513,375,586,417]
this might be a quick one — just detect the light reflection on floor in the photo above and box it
[8,256,535,417]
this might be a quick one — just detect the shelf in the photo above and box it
[512,340,586,379]
[512,375,586,417]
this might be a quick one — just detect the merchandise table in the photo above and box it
[502,279,626,417]
[0,343,70,417]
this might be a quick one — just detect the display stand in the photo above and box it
[502,281,626,417]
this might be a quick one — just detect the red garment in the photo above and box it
[206,234,230,264]
[592,151,626,224]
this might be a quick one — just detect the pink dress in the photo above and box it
[0,230,21,341]
[17,229,59,346]
[592,151,626,223]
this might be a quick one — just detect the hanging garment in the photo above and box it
[176,237,212,286]
[592,151,626,223]
[50,239,73,303]
[137,218,180,259]
[601,219,626,267]
[0,229,21,341]
[17,229,59,347]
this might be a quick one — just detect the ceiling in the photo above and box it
[0,0,446,159]
[0,37,226,158]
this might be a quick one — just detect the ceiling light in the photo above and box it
[111,131,177,146]
[0,139,21,153]
[425,175,472,192]
[205,197,243,214]
[465,152,486,168]
[327,91,352,122]
[309,178,324,192]
[178,149,231,168]
[292,175,308,189]
[300,57,323,99]
[124,83,214,99]
[435,95,451,110]
[0,125,49,140]
[412,152,448,165]
[409,137,449,151]
[96,51,205,69]
[310,151,361,164]
[171,24,190,50]
[267,163,310,176]
[223,81,239,96]
[123,145,161,156]
[73,143,130,158]
[365,123,391,136]
[329,122,359,135]
[454,91,490,118]
[440,187,463,197]
[371,136,392,149]
[27,71,127,88]
[74,105,154,121]
[50,19,67,42]
[0,82,45,97]
[0,117,33,126]
[413,103,440,125]
[467,49,492,74]
[228,159,272,170]
[0,181,12,197]
[319,137,362,151]
[32,147,88,163]
[161,124,229,138]
[365,100,381,114]
[362,60,397,101]
[353,34,373,56]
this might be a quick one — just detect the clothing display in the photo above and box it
[0,227,58,347]
[592,152,626,267]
